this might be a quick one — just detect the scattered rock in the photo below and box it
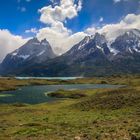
[74,136,81,140]
[131,133,139,140]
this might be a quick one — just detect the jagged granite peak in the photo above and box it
[0,38,56,74]
[92,33,110,55]
[78,36,91,48]
[74,36,91,51]
[111,29,140,55]
[40,38,50,46]
[65,33,109,57]
[27,37,39,42]
[126,29,140,37]
[94,32,107,45]
[10,38,55,60]
[61,33,110,66]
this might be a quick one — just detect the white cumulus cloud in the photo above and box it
[0,29,29,62]
[36,0,84,55]
[85,14,140,42]
[25,28,38,34]
[85,27,96,35]
[98,14,140,41]
[39,0,82,25]
[37,27,86,55]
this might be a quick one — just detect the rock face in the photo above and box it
[63,29,140,63]
[0,29,140,76]
[0,38,56,75]
[111,29,140,54]
[62,33,110,64]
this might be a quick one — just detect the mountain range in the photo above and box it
[0,29,140,76]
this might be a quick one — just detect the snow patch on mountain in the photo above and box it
[78,36,90,50]
[37,50,45,56]
[41,42,49,46]
[129,47,133,53]
[12,52,18,56]
[19,55,30,60]
[96,45,104,52]
[33,42,40,45]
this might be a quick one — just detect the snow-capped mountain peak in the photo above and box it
[1,38,56,72]
[78,36,91,50]
[110,29,140,55]
[94,33,107,45]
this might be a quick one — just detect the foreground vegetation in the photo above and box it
[0,75,140,140]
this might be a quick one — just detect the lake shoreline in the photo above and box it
[0,75,133,92]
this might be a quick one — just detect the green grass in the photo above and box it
[0,94,13,97]
[0,75,140,139]
[73,88,140,110]
[47,89,87,99]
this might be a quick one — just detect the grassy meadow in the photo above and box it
[0,75,140,140]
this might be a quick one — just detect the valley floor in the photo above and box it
[0,75,140,140]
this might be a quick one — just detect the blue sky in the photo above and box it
[0,0,140,61]
[0,0,139,36]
